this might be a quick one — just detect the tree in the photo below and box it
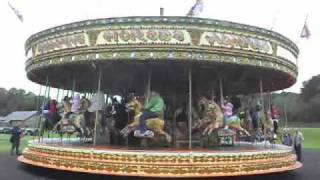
[0,87,42,116]
[301,75,320,102]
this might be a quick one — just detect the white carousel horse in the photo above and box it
[54,97,97,139]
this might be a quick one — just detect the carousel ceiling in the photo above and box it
[24,16,299,95]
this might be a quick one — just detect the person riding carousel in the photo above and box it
[63,96,72,118]
[43,99,60,127]
[135,91,165,137]
[71,94,81,114]
[271,104,279,134]
[221,97,234,126]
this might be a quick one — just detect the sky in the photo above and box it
[0,0,319,97]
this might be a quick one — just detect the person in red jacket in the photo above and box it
[271,105,279,134]
[48,100,60,127]
[49,100,58,117]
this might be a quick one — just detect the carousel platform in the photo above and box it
[18,138,301,178]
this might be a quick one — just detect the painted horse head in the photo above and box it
[126,97,143,117]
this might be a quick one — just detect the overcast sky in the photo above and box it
[0,0,318,97]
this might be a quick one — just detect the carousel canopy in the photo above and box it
[25,16,298,96]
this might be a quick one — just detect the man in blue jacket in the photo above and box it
[10,125,23,155]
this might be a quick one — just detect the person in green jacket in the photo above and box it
[137,91,165,136]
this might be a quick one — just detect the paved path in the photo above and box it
[0,150,319,180]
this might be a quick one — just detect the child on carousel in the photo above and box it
[221,97,234,126]
[135,91,165,137]
[271,105,279,134]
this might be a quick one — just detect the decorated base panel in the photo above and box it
[18,138,301,178]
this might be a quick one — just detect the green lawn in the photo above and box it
[301,128,320,149]
[0,128,319,154]
[0,134,34,154]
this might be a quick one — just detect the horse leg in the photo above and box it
[154,128,172,143]
[203,122,220,136]
[192,119,203,134]
[120,125,136,137]
[237,126,250,136]
[120,117,139,137]
[229,124,250,136]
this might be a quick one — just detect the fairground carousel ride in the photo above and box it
[19,16,301,178]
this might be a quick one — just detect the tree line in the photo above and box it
[0,88,42,116]
[272,75,320,123]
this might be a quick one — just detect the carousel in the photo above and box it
[18,16,301,178]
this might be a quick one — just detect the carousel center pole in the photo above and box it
[188,68,192,149]
[93,68,102,147]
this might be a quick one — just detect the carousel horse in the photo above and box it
[174,103,200,139]
[191,97,224,136]
[107,98,133,146]
[54,111,87,139]
[192,97,250,136]
[120,98,172,143]
[225,115,250,136]
[40,114,61,138]
[54,97,96,140]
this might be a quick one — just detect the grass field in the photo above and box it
[301,128,320,149]
[0,128,319,154]
[0,134,34,155]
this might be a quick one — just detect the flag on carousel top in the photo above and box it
[187,0,204,17]
[8,2,23,23]
[300,21,310,39]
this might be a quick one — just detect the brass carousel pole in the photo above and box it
[47,86,51,100]
[61,89,65,99]
[93,68,102,147]
[219,77,224,104]
[219,77,224,126]
[56,88,60,101]
[188,68,192,149]
[72,75,76,97]
[283,90,288,128]
[146,69,152,103]
[259,78,265,113]
[38,76,49,142]
[139,68,152,147]
[259,77,267,143]
[66,90,69,97]
[33,85,42,141]
[268,86,272,111]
